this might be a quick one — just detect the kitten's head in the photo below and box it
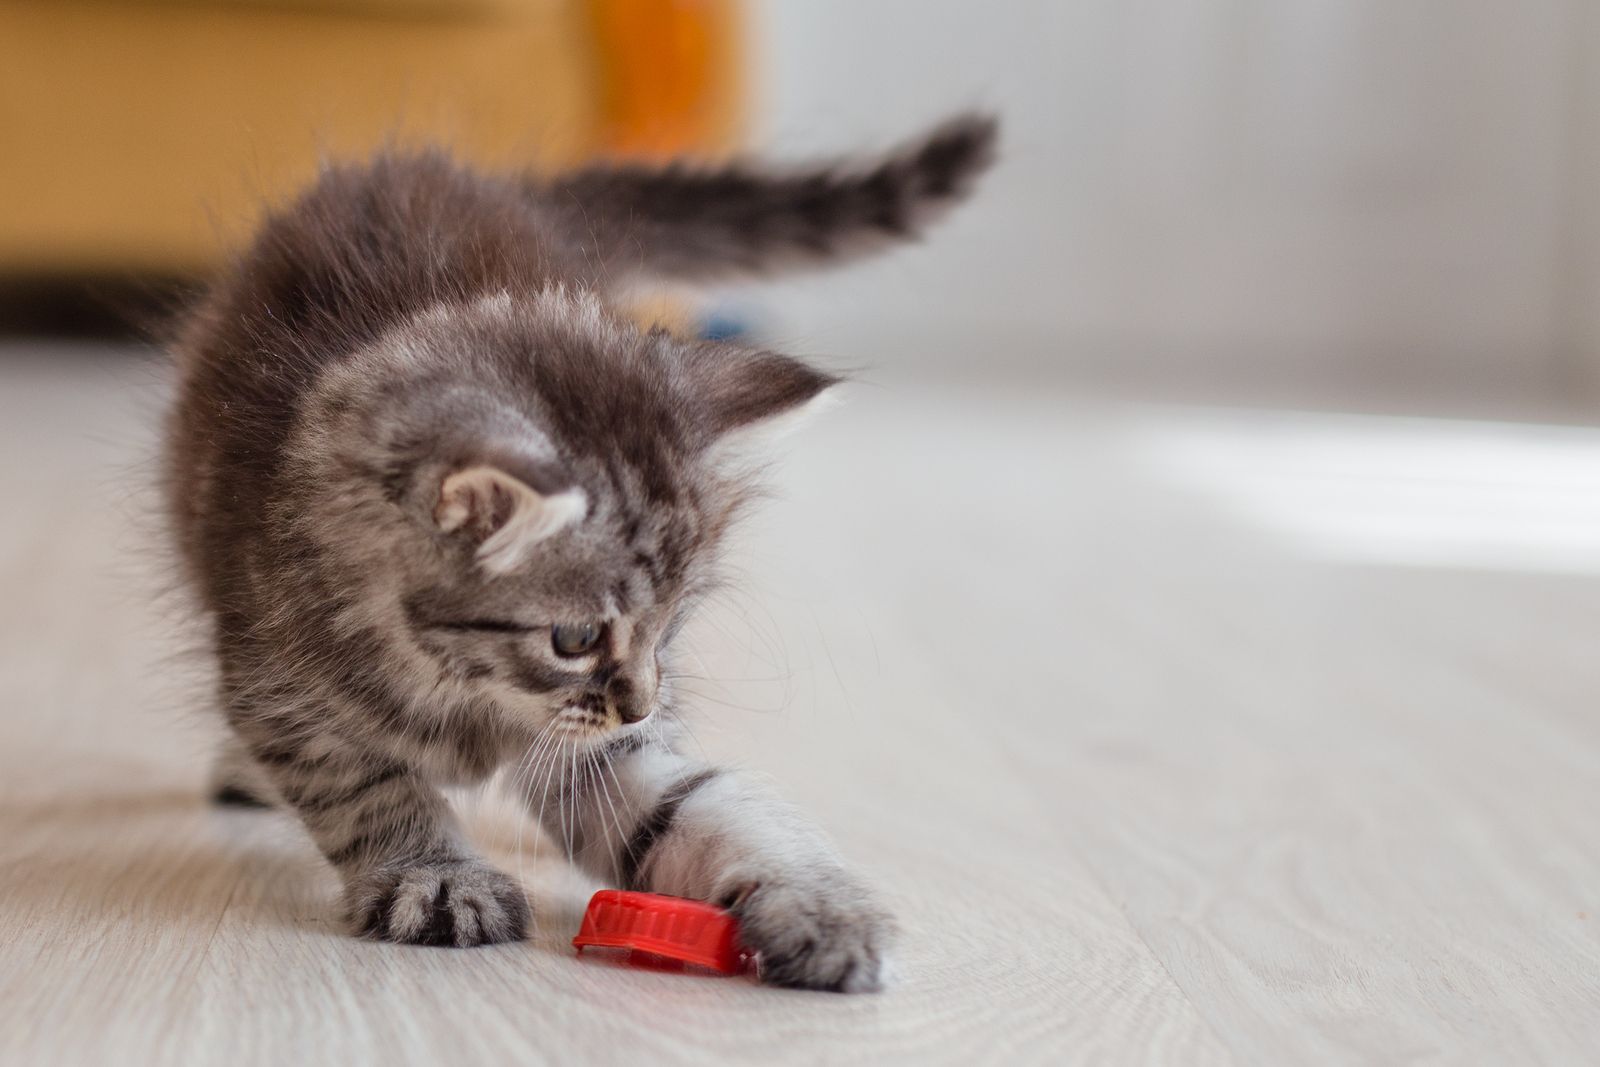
[298,291,834,745]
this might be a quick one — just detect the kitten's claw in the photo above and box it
[345,860,529,947]
[726,874,897,993]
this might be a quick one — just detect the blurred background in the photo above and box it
[5,0,1600,414]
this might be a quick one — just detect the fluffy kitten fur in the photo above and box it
[165,114,995,992]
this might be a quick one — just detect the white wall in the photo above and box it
[1569,1,1600,398]
[743,0,1600,403]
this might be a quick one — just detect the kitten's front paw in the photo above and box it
[725,872,897,993]
[345,859,529,947]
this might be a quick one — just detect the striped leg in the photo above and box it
[537,738,896,992]
[237,723,528,947]
[208,734,279,808]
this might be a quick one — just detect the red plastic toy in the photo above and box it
[572,890,749,975]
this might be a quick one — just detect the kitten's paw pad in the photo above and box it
[728,877,897,993]
[346,860,529,947]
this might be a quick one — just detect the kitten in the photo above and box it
[165,114,996,992]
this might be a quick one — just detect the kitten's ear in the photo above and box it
[433,456,587,574]
[693,344,842,445]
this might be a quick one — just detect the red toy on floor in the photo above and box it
[572,890,749,976]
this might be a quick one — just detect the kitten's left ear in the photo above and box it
[691,344,842,447]
[434,454,587,574]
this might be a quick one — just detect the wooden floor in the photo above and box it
[2,346,1598,1065]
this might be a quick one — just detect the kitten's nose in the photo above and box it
[617,702,652,725]
[607,675,654,724]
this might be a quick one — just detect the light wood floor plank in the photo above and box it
[9,350,1600,1063]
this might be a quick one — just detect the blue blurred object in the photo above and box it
[699,305,754,342]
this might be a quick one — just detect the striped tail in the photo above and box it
[539,113,998,284]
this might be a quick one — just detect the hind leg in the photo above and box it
[208,733,278,808]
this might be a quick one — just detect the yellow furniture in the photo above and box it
[0,0,742,277]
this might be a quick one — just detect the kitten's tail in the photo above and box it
[537,112,997,285]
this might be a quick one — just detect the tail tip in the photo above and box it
[913,112,1000,197]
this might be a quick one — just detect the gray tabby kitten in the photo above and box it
[165,114,995,992]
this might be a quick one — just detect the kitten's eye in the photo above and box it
[551,622,603,657]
